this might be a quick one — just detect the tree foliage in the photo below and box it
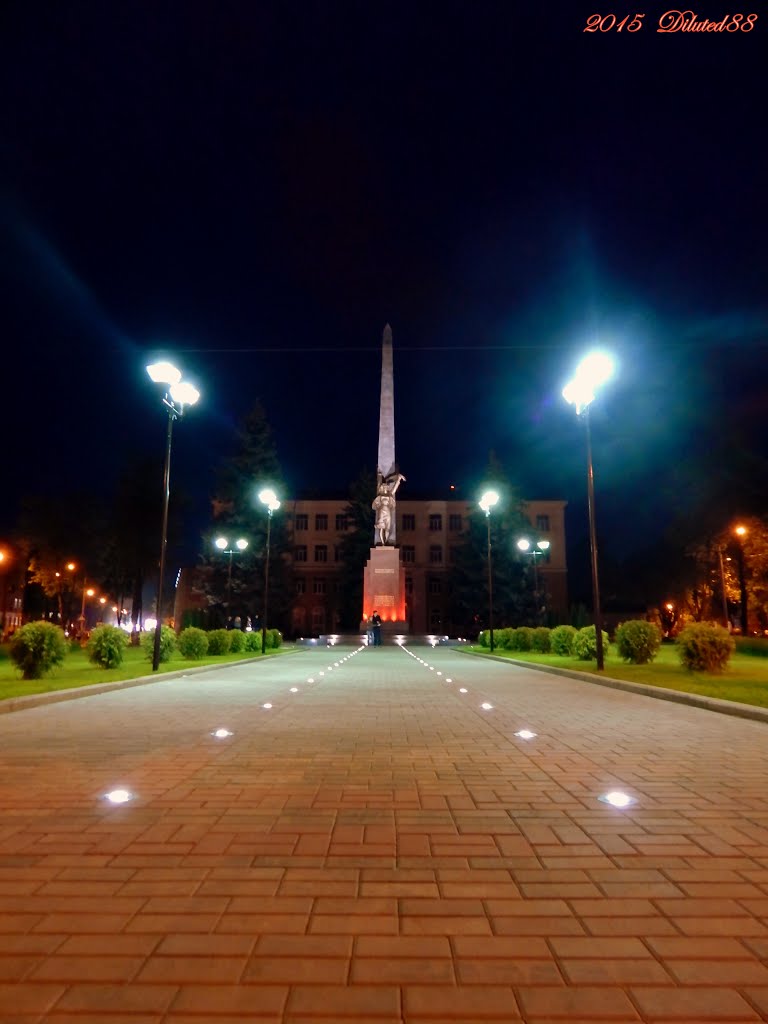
[335,468,377,630]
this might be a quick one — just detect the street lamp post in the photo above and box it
[563,351,614,672]
[258,488,281,655]
[214,536,249,621]
[479,490,499,652]
[735,525,748,636]
[717,545,730,629]
[147,361,200,672]
[516,538,551,620]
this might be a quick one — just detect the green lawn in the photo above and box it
[465,643,768,709]
[0,643,293,702]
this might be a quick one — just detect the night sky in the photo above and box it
[1,2,765,589]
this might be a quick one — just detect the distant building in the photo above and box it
[286,496,567,637]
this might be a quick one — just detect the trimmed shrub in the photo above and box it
[551,624,577,656]
[573,625,610,661]
[615,619,662,664]
[265,628,282,650]
[228,629,246,653]
[244,630,262,652]
[492,627,513,650]
[141,625,177,663]
[10,622,68,679]
[477,630,490,648]
[206,629,232,655]
[178,626,209,660]
[510,627,534,652]
[87,624,128,669]
[676,622,735,673]
[532,627,551,653]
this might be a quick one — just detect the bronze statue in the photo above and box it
[372,470,405,545]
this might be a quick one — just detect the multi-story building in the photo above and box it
[287,497,567,637]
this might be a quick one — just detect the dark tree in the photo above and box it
[334,467,376,630]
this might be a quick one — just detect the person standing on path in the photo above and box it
[371,609,382,646]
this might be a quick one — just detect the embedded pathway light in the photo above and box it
[479,489,500,652]
[563,351,614,671]
[146,361,200,671]
[258,488,281,655]
[214,536,249,619]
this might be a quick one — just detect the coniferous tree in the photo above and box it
[335,468,376,629]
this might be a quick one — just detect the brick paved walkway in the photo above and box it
[1,645,768,1022]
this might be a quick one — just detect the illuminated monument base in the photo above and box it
[361,545,407,637]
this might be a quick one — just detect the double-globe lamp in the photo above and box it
[516,537,550,599]
[146,361,200,672]
[562,350,614,671]
[258,488,281,655]
[479,489,500,652]
[214,537,249,619]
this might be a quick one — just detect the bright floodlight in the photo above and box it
[537,540,550,551]
[146,361,182,385]
[215,537,228,550]
[235,538,249,551]
[517,538,531,552]
[563,350,614,413]
[169,381,200,407]
[599,790,634,808]
[259,488,277,505]
[479,489,500,513]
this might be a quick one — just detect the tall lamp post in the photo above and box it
[258,488,281,655]
[214,536,249,621]
[146,361,200,672]
[563,350,614,672]
[735,524,748,636]
[479,490,499,652]
[516,538,551,619]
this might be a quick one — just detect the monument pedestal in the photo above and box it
[361,546,407,632]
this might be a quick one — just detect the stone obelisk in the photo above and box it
[361,325,407,636]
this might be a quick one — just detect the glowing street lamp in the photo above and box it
[517,537,551,613]
[479,489,499,652]
[734,524,748,635]
[214,536,249,619]
[146,361,200,671]
[563,350,614,671]
[258,488,281,655]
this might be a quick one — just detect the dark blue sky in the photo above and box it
[1,2,765,581]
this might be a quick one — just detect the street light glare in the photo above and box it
[577,350,614,387]
[215,537,228,550]
[146,361,182,385]
[259,488,277,506]
[479,489,500,513]
[517,538,531,551]
[735,525,747,536]
[169,381,200,407]
[235,538,249,551]
[537,540,550,551]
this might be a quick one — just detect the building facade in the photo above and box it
[286,497,567,637]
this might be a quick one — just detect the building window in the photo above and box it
[315,545,328,562]
[448,547,459,564]
[405,576,413,595]
[335,514,348,531]
[315,514,328,531]
[295,578,306,595]
[402,545,415,563]
[430,608,442,627]
[334,545,342,563]
[536,514,550,532]
[402,513,415,531]
[313,578,327,594]
[295,514,308,530]
[311,607,325,632]
[429,577,442,594]
[294,545,307,562]
[429,514,442,531]
[429,545,443,564]
[448,514,462,531]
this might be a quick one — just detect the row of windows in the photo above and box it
[295,544,551,565]
[294,545,344,562]
[293,512,552,533]
[296,581,444,598]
